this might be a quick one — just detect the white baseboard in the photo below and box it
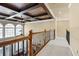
[68,45,75,56]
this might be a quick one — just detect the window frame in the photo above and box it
[5,24,15,38]
[16,24,23,36]
[0,23,3,39]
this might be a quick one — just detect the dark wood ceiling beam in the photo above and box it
[0,3,20,12]
[24,13,41,20]
[33,13,48,17]
[22,20,32,23]
[20,3,39,11]
[24,13,34,17]
[24,19,39,23]
[0,3,53,22]
[24,20,32,22]
[25,3,41,11]
[24,13,51,20]
[23,4,53,20]
[0,12,10,17]
[24,12,48,17]
[37,17,52,20]
[13,17,23,20]
[6,19,18,21]
[0,3,39,12]
[0,17,5,19]
[0,18,19,22]
[4,3,41,20]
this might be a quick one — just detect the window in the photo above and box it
[0,23,3,39]
[16,24,23,51]
[5,24,14,38]
[16,24,23,36]
[0,23,3,56]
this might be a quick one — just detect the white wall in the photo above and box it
[24,19,55,37]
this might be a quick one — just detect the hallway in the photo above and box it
[36,37,73,56]
[0,3,78,56]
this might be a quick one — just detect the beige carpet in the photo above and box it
[36,37,73,56]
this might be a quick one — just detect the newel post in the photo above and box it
[29,30,33,56]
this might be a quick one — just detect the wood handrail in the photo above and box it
[32,30,50,35]
[32,31,45,34]
[0,35,28,47]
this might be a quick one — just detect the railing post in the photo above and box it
[18,42,19,56]
[22,40,24,55]
[54,29,55,40]
[11,44,13,56]
[49,30,51,40]
[3,46,5,56]
[26,40,28,56]
[29,30,32,56]
[44,29,46,44]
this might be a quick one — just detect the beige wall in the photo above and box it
[47,3,69,38]
[24,20,55,36]
[70,4,79,55]
[57,20,69,38]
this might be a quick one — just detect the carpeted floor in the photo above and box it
[36,37,73,56]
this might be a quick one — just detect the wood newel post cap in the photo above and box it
[28,30,32,41]
[29,30,32,34]
[44,29,46,32]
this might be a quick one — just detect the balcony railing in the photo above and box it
[0,29,55,56]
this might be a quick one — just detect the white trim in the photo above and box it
[25,19,54,24]
[0,19,20,23]
[68,45,75,56]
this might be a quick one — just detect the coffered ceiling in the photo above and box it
[0,3,53,23]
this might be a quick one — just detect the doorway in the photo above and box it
[66,30,70,45]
